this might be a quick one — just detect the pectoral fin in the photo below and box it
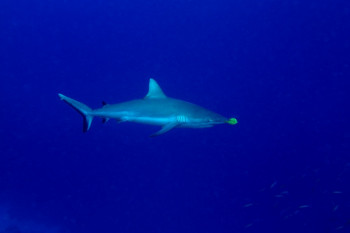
[150,122,179,137]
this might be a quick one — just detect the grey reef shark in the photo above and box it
[58,79,237,136]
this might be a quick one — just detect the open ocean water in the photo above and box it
[0,0,349,232]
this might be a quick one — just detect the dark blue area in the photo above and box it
[0,0,349,232]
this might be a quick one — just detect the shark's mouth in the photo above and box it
[180,124,214,128]
[181,121,224,128]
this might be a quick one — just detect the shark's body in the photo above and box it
[59,79,236,136]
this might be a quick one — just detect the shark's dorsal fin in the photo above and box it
[145,79,167,99]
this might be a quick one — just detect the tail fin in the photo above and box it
[58,93,94,132]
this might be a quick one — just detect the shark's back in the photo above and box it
[99,97,215,118]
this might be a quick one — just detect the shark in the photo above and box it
[58,79,237,136]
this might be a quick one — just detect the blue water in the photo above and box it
[0,0,349,232]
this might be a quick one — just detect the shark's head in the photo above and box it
[179,110,229,128]
[145,78,237,132]
[201,113,229,127]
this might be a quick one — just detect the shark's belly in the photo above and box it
[126,116,176,126]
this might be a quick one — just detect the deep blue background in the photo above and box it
[0,0,349,232]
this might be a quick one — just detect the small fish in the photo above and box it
[335,225,343,230]
[270,181,277,189]
[333,191,342,194]
[244,203,253,208]
[333,205,339,212]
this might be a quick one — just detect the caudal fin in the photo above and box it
[58,93,94,132]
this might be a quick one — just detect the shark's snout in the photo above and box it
[207,114,229,124]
